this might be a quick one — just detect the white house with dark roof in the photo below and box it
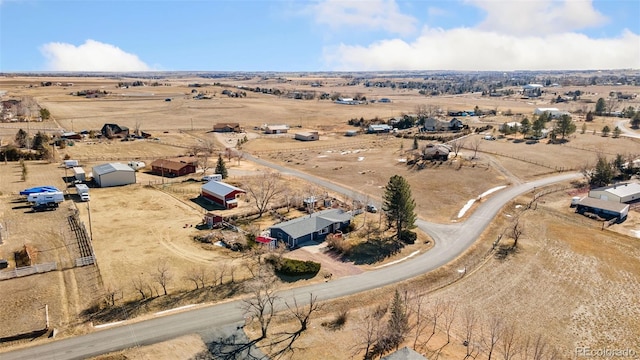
[201,181,245,209]
[269,208,352,248]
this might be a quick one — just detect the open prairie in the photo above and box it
[0,74,639,357]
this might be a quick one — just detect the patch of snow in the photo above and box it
[341,151,351,155]
[353,149,361,154]
[479,185,507,198]
[632,229,640,238]
[94,321,124,329]
[317,155,328,158]
[505,214,512,217]
[326,150,332,153]
[515,204,522,209]
[374,250,420,268]
[214,241,226,248]
[357,156,365,161]
[458,199,476,218]
[397,158,407,162]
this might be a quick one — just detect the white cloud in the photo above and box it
[323,28,640,71]
[309,0,417,35]
[467,0,608,36]
[40,39,151,72]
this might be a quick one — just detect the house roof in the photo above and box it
[270,209,351,240]
[266,124,289,131]
[381,347,427,360]
[213,122,240,129]
[202,181,245,197]
[577,197,630,213]
[92,162,134,176]
[296,131,318,137]
[592,182,640,199]
[151,157,197,171]
[369,124,392,130]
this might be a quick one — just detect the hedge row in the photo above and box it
[266,256,321,277]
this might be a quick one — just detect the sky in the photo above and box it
[0,0,638,72]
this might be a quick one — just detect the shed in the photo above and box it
[381,346,427,360]
[151,157,198,177]
[575,197,629,221]
[367,124,392,133]
[92,163,136,187]
[72,167,86,182]
[345,130,359,137]
[203,213,223,228]
[201,181,246,209]
[295,131,319,141]
[588,182,640,203]
[264,125,289,134]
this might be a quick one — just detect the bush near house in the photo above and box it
[266,256,321,277]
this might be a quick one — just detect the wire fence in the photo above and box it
[0,262,57,281]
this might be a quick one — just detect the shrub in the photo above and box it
[266,256,321,276]
[400,230,417,244]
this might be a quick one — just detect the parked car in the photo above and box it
[484,135,496,140]
[366,204,378,213]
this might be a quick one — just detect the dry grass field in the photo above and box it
[1,75,639,357]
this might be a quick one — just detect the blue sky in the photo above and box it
[1,0,638,72]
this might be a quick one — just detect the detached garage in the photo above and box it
[92,163,136,188]
[295,131,319,141]
[576,197,629,221]
[588,182,640,203]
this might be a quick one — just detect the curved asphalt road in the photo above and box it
[615,119,640,139]
[1,154,582,360]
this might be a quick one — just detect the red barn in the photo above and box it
[201,181,245,209]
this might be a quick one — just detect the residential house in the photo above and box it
[269,208,352,248]
[201,181,246,209]
[534,107,570,119]
[422,144,451,161]
[295,131,319,141]
[151,157,198,177]
[213,123,241,133]
[449,118,466,131]
[101,123,129,139]
[381,346,427,360]
[203,212,224,228]
[422,118,449,131]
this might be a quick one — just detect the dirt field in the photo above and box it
[1,75,639,356]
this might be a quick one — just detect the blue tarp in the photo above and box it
[19,186,60,196]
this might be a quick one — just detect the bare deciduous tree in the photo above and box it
[470,136,482,159]
[411,295,429,350]
[132,274,148,300]
[352,307,386,360]
[463,309,480,360]
[153,261,173,296]
[511,219,524,248]
[243,171,285,218]
[483,315,504,360]
[450,137,467,157]
[103,283,120,307]
[269,293,323,358]
[241,270,279,340]
[184,266,208,290]
[499,321,520,360]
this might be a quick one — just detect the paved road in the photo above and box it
[1,154,582,360]
[615,119,640,139]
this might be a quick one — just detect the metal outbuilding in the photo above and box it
[92,163,136,187]
[588,182,640,203]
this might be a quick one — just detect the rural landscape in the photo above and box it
[0,70,639,360]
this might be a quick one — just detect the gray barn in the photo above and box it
[92,163,136,188]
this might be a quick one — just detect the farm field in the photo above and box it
[0,75,639,357]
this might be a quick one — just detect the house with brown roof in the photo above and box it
[151,157,198,177]
[213,123,241,133]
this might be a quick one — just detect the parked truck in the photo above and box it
[75,184,90,201]
[27,191,64,211]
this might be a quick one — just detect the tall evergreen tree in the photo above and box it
[531,116,546,138]
[15,129,28,148]
[386,289,409,351]
[553,114,576,140]
[382,175,416,241]
[215,154,228,179]
[589,155,613,187]
[595,98,606,115]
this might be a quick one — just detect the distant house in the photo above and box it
[92,163,136,188]
[335,97,359,105]
[422,118,449,131]
[422,144,451,161]
[534,107,570,119]
[269,208,352,248]
[101,123,129,139]
[151,157,198,177]
[378,98,392,103]
[368,124,393,133]
[213,123,241,133]
[264,124,289,134]
[61,132,82,140]
[201,181,245,209]
[449,118,466,130]
[588,182,640,203]
[295,131,319,141]
[522,84,544,97]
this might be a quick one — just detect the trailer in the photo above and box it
[20,186,60,196]
[127,161,146,171]
[64,159,79,168]
[73,167,86,182]
[28,191,64,211]
[75,184,90,201]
